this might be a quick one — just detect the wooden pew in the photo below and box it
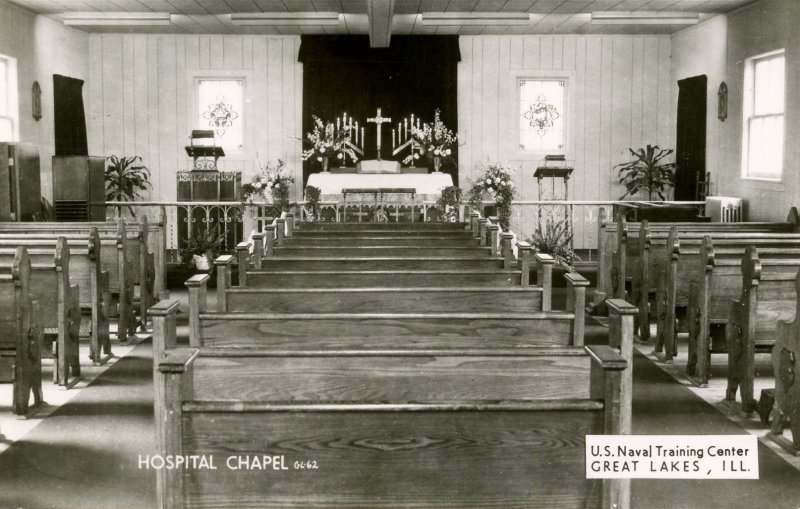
[0,238,81,387]
[768,270,800,455]
[0,231,111,364]
[0,216,157,326]
[593,207,800,311]
[725,247,800,415]
[150,298,636,509]
[0,221,139,341]
[653,228,800,364]
[0,247,45,416]
[685,236,800,386]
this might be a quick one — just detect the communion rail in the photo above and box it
[102,200,704,263]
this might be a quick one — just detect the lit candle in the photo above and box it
[392,129,396,148]
[337,117,340,131]
[361,127,365,146]
[404,119,408,138]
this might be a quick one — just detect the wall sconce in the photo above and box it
[717,82,727,121]
[32,81,41,121]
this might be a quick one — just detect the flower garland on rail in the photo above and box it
[467,162,516,231]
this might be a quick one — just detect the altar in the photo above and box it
[307,171,453,199]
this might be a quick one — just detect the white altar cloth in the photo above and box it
[306,172,453,197]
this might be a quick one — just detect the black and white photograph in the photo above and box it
[0,0,798,507]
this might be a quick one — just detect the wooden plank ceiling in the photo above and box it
[7,0,756,35]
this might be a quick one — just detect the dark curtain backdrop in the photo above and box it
[299,35,460,185]
[53,74,88,156]
[675,75,707,201]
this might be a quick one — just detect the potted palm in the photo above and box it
[615,145,676,201]
[182,225,226,272]
[105,155,151,218]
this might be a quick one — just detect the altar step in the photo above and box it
[197,312,574,347]
[246,269,521,288]
[282,236,481,247]
[226,287,542,313]
[272,246,493,257]
[259,256,505,271]
[294,222,468,232]
[291,229,475,239]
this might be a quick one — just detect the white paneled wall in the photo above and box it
[457,35,674,202]
[87,34,303,202]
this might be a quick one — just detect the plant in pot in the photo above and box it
[182,224,226,272]
[527,216,579,270]
[303,185,322,222]
[105,155,151,218]
[467,162,516,231]
[435,185,463,222]
[615,145,677,201]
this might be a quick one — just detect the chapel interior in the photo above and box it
[0,0,799,508]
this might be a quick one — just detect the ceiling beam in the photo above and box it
[367,0,395,47]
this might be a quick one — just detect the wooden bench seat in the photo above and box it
[0,247,44,416]
[594,208,800,309]
[651,228,800,363]
[0,238,81,387]
[0,232,111,363]
[726,247,800,414]
[768,271,800,455]
[150,298,636,509]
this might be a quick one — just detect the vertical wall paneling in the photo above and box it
[87,34,302,205]
[122,36,136,156]
[656,36,673,154]
[458,34,673,209]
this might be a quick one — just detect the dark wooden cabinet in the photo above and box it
[52,156,106,221]
[0,143,41,221]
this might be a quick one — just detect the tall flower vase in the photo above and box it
[433,156,442,172]
[321,157,329,172]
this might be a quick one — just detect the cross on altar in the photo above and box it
[367,107,392,160]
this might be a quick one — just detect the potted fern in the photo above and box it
[527,217,579,270]
[182,225,226,272]
[105,155,151,218]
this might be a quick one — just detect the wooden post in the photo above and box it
[468,210,479,232]
[517,241,532,287]
[613,215,627,301]
[184,274,208,348]
[252,232,265,267]
[265,225,276,257]
[285,212,294,238]
[595,207,609,305]
[115,219,131,342]
[535,253,554,310]
[477,218,488,247]
[275,218,286,246]
[155,348,196,509]
[500,233,514,270]
[565,272,589,346]
[487,225,500,255]
[155,205,168,300]
[215,255,233,313]
[235,242,249,288]
[138,215,151,325]
[637,220,651,341]
[607,298,636,434]
[149,299,180,366]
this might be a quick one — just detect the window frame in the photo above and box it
[0,53,20,143]
[740,49,785,182]
[188,70,252,161]
[511,70,575,160]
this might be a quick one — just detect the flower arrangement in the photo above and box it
[241,158,294,211]
[467,162,516,230]
[403,110,459,170]
[302,116,359,168]
[303,185,322,222]
[435,185,463,223]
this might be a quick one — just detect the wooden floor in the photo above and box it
[0,287,799,508]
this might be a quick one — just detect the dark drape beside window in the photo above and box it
[299,35,461,185]
[53,74,88,156]
[675,75,707,201]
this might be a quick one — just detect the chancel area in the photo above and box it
[0,0,800,508]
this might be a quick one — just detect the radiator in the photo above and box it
[705,197,743,223]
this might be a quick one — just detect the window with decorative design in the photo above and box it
[196,78,244,155]
[741,49,785,180]
[519,79,565,153]
[0,54,19,142]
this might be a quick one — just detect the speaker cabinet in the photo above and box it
[52,156,106,221]
[0,143,41,221]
